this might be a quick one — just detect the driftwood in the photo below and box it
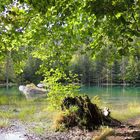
[60,95,121,130]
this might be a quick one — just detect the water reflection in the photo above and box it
[80,85,140,106]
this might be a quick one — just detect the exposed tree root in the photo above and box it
[56,95,121,131]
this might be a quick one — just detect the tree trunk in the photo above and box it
[5,51,11,89]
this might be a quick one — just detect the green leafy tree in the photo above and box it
[0,0,140,108]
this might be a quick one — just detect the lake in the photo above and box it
[0,86,140,107]
[0,86,25,100]
[80,85,140,107]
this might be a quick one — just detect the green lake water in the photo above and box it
[80,85,140,107]
[0,86,25,100]
[0,86,140,107]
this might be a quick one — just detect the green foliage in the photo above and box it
[44,69,79,110]
[0,0,140,92]
[0,0,33,83]
[22,56,43,83]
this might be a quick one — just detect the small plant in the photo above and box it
[0,118,10,128]
[44,69,79,111]
[53,111,66,131]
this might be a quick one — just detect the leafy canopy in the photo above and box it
[0,0,140,109]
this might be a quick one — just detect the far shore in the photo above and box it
[0,82,140,88]
[0,83,17,87]
[83,83,140,86]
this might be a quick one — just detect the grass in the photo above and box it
[93,126,114,140]
[111,102,140,121]
[0,118,10,128]
[0,110,16,119]
[0,96,10,105]
[92,95,140,121]
[18,106,36,121]
[0,94,55,137]
[33,126,45,135]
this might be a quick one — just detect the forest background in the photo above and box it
[0,0,140,86]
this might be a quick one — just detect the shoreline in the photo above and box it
[0,83,17,87]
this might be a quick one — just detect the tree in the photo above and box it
[0,0,34,86]
[0,0,140,108]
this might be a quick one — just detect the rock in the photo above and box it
[124,137,134,140]
[129,130,140,138]
[37,83,45,88]
[19,83,47,99]
[128,125,137,129]
[13,109,20,113]
[120,125,126,128]
[19,85,26,92]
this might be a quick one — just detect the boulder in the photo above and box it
[19,83,47,98]
[37,83,45,88]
